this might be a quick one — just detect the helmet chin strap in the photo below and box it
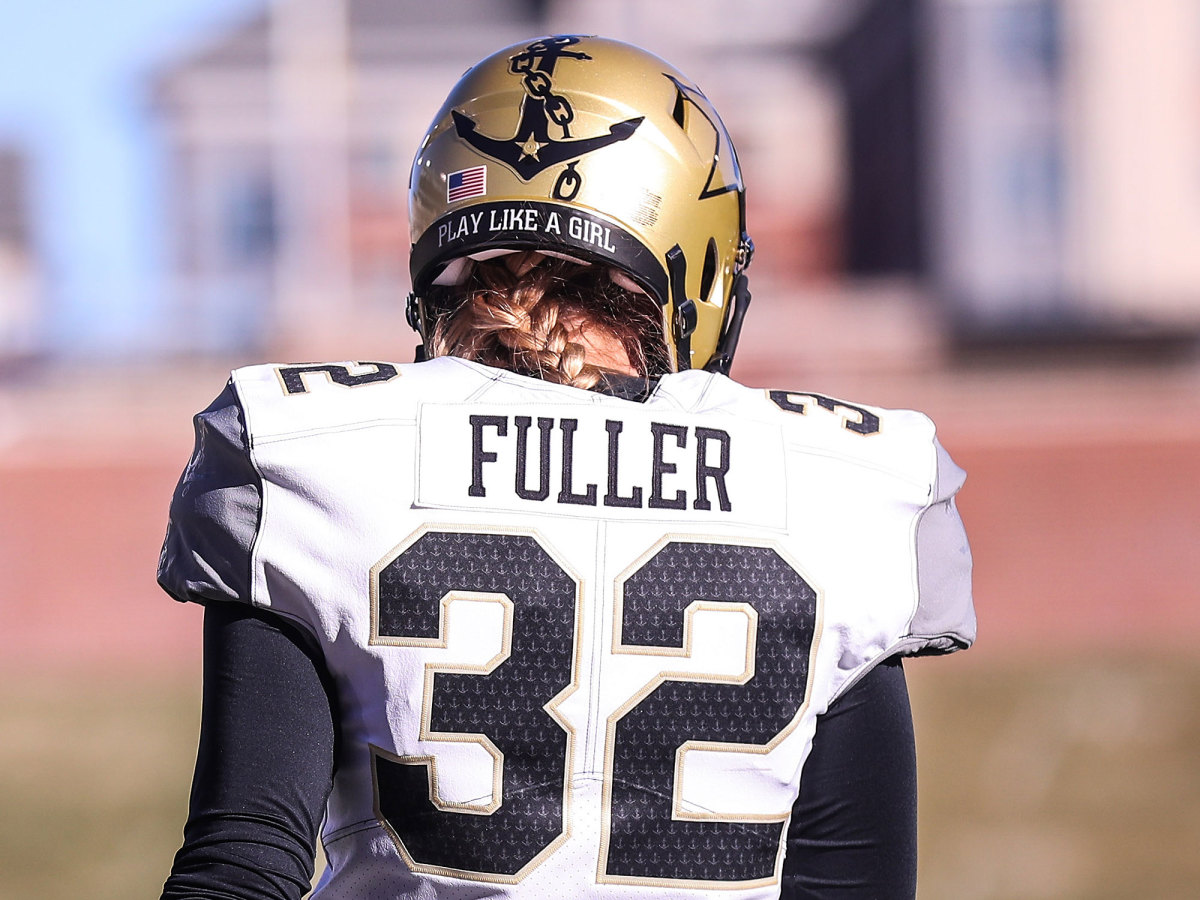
[705,272,751,375]
[665,245,697,370]
[405,291,429,362]
[665,243,752,375]
[705,230,754,375]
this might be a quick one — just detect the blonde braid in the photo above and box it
[431,255,605,388]
[428,253,669,387]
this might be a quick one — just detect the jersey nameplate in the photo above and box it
[416,403,787,527]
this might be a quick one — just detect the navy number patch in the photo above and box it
[277,362,398,395]
[371,530,818,886]
[768,390,881,435]
[605,540,817,884]
[371,530,576,879]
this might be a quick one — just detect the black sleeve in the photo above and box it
[781,657,918,899]
[161,601,336,900]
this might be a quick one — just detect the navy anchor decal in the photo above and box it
[453,36,644,184]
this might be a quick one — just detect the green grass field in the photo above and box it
[2,656,1197,899]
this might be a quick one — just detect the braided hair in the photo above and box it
[428,252,669,389]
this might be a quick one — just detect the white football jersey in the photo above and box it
[159,356,974,900]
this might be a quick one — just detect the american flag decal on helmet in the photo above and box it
[447,165,487,203]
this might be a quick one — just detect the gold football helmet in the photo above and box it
[407,35,754,373]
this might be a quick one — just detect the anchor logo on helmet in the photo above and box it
[452,36,644,182]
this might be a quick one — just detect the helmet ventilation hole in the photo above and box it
[671,90,688,130]
[699,237,718,302]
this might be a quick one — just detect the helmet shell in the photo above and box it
[408,35,751,371]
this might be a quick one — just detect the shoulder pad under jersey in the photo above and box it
[158,380,260,606]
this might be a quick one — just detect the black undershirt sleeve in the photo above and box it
[781,656,918,898]
[162,606,915,899]
[160,601,336,900]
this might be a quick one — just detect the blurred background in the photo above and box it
[2,0,1199,897]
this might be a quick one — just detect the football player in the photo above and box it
[159,35,974,900]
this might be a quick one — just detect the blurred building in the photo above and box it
[560,0,1200,346]
[150,0,1200,360]
[153,0,546,358]
[152,0,849,360]
[0,147,41,363]
[924,0,1200,342]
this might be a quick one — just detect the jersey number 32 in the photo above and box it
[369,529,819,889]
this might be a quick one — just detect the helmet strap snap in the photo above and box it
[665,245,697,370]
[405,292,422,332]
